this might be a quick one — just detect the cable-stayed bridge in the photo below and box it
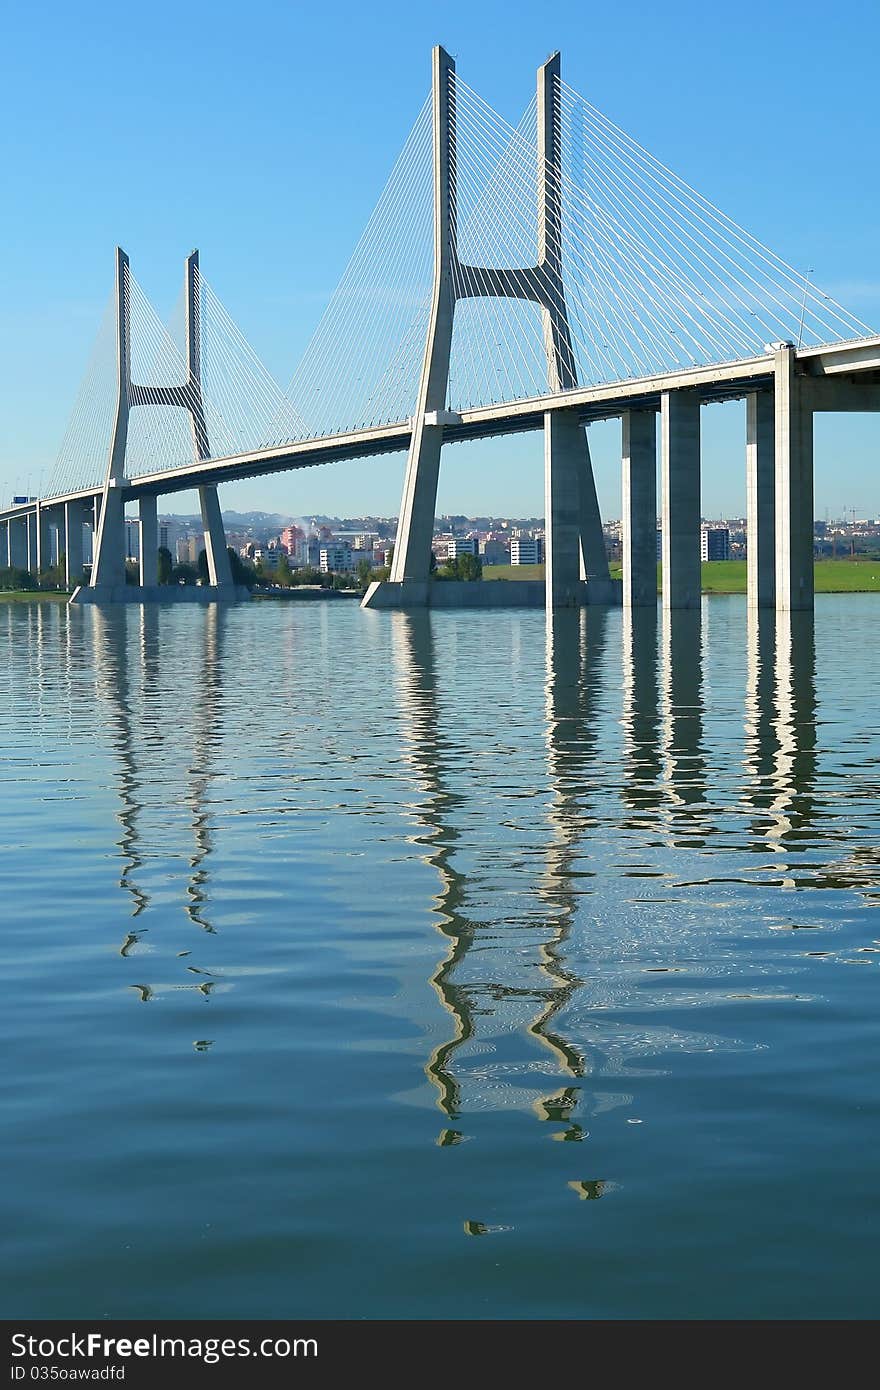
[2,46,878,612]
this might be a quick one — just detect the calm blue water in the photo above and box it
[1,595,879,1320]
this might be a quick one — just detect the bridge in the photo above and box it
[2,46,878,613]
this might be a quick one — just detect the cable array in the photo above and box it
[44,70,875,496]
[443,73,873,410]
[45,293,118,497]
[264,97,434,443]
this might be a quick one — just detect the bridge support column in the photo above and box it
[51,510,65,569]
[91,484,128,588]
[139,495,158,587]
[774,347,814,612]
[198,484,233,587]
[545,410,585,608]
[746,391,775,610]
[35,504,52,576]
[26,512,38,573]
[0,520,7,569]
[661,388,701,610]
[621,409,657,607]
[576,426,615,602]
[65,501,85,587]
[9,516,28,570]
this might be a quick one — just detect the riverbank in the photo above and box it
[483,560,880,593]
[5,560,880,602]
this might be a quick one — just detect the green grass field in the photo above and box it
[0,590,71,603]
[484,560,880,593]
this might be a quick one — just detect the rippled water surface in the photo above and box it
[2,596,879,1319]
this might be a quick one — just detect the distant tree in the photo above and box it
[456,552,482,581]
[172,562,198,585]
[429,550,438,574]
[290,565,323,587]
[276,553,292,587]
[124,560,139,586]
[38,562,66,590]
[0,566,37,591]
[438,553,482,581]
[356,556,373,588]
[157,546,173,585]
[228,548,256,588]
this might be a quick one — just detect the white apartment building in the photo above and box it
[446,537,479,558]
[511,536,543,565]
[320,542,354,573]
[701,527,730,561]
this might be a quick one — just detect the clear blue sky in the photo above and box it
[2,0,879,521]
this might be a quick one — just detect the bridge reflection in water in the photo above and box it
[387,603,826,1140]
[72,599,840,1128]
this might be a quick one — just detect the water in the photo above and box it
[1,595,879,1320]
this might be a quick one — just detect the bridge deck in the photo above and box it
[4,336,880,521]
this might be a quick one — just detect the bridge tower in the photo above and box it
[385,47,613,610]
[89,248,234,596]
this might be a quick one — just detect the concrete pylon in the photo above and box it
[374,47,612,610]
[774,347,814,612]
[79,247,235,603]
[389,45,456,594]
[91,247,131,590]
[184,250,233,589]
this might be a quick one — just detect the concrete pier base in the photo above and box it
[70,583,251,605]
[361,579,621,610]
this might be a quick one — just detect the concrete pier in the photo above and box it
[198,485,233,587]
[774,346,814,612]
[622,409,657,608]
[746,391,775,610]
[35,505,51,575]
[9,515,28,569]
[139,495,158,587]
[545,409,584,608]
[91,484,128,588]
[660,388,701,610]
[65,501,85,588]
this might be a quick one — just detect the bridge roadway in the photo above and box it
[3,335,880,610]
[2,335,877,518]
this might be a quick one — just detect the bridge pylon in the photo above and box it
[84,248,235,602]
[368,46,614,611]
